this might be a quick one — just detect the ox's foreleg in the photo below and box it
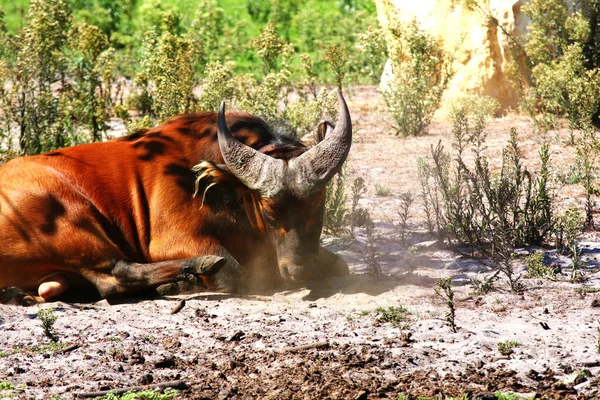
[0,287,44,306]
[148,240,249,294]
[85,255,226,300]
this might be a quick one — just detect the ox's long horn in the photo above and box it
[217,101,286,198]
[288,90,352,197]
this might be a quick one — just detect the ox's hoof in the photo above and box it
[181,256,226,278]
[0,287,44,306]
[38,274,70,301]
[331,257,350,276]
[309,249,349,281]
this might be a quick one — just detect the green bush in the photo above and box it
[356,26,388,83]
[525,251,556,279]
[197,61,235,112]
[134,13,196,122]
[0,9,15,152]
[4,0,383,85]
[0,0,119,154]
[555,206,583,255]
[523,0,600,131]
[555,206,584,281]
[497,340,521,356]
[435,277,458,333]
[416,157,440,236]
[529,45,600,132]
[349,176,369,235]
[148,15,343,138]
[0,381,15,390]
[290,0,381,84]
[285,88,338,137]
[234,69,291,122]
[364,217,381,275]
[421,112,553,250]
[397,192,414,244]
[11,0,73,154]
[187,0,226,71]
[445,94,500,121]
[230,21,293,121]
[70,0,137,50]
[69,22,115,141]
[136,0,179,37]
[575,132,599,228]
[227,21,340,137]
[418,107,554,292]
[252,20,291,75]
[372,306,410,328]
[523,0,570,66]
[37,308,58,342]
[99,387,179,400]
[324,45,348,93]
[323,169,348,235]
[381,17,452,136]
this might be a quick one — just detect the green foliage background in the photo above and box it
[2,0,600,154]
[0,0,380,81]
[521,0,600,132]
[0,0,386,160]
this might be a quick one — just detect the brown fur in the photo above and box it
[0,112,347,302]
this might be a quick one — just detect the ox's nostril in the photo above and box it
[280,262,306,282]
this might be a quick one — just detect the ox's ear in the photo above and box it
[192,161,237,198]
[315,119,335,143]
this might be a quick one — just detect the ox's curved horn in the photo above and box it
[288,90,352,197]
[217,101,286,198]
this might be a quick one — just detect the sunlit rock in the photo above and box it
[376,0,531,111]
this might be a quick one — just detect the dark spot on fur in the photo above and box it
[164,163,196,194]
[39,195,66,234]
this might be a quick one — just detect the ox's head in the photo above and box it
[217,91,351,282]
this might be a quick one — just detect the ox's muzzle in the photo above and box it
[279,259,310,282]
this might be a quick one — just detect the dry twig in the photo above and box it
[279,341,329,353]
[170,300,186,315]
[73,380,186,398]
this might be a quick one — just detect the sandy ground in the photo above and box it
[2,86,600,399]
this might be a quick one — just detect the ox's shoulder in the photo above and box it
[117,112,216,142]
[118,128,149,141]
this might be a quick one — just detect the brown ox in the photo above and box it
[0,91,351,304]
